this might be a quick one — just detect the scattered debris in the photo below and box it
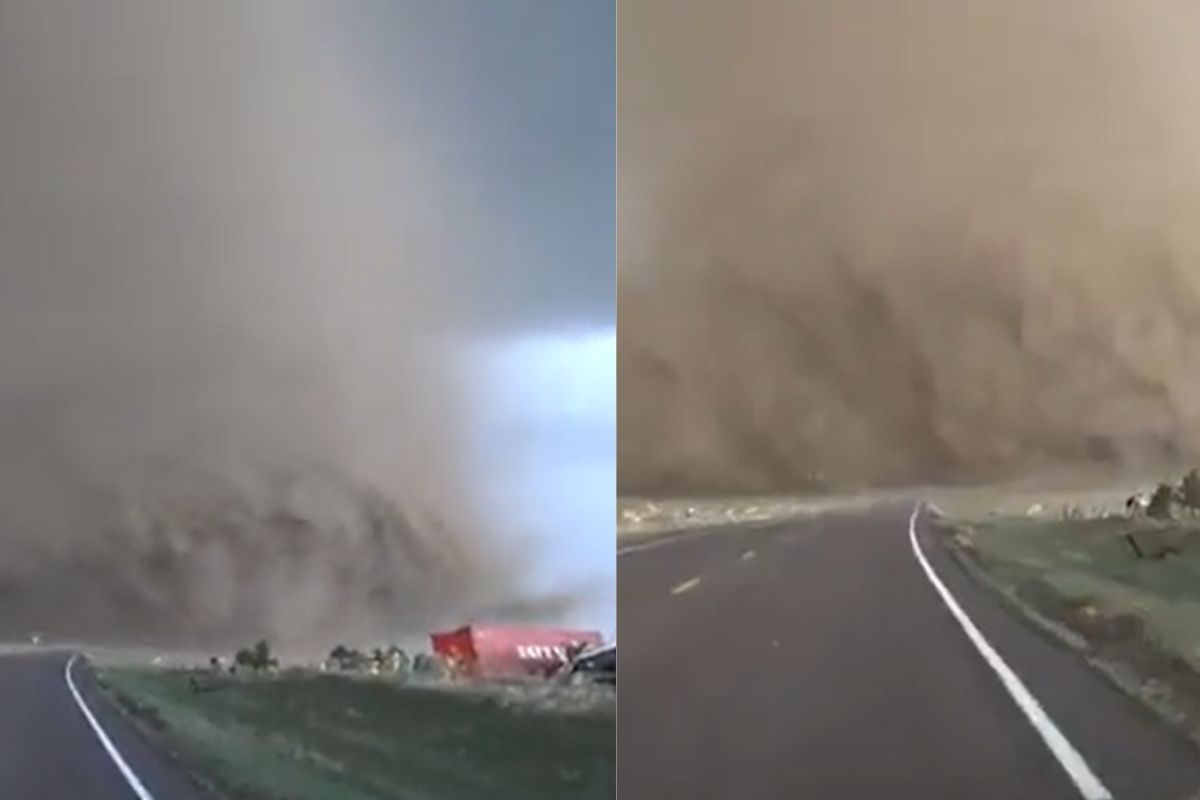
[174,626,615,700]
[187,674,223,694]
[411,652,448,680]
[1125,533,1146,560]
[563,641,615,686]
[1126,530,1184,561]
[620,509,644,526]
[1126,493,1150,516]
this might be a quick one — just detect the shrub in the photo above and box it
[1147,482,1177,520]
[234,648,255,670]
[1180,468,1200,512]
[252,639,278,671]
[233,640,278,673]
[328,645,367,671]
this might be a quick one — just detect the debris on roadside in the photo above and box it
[1121,469,1200,523]
[561,641,615,687]
[156,623,617,717]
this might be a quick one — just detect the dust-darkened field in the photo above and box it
[101,668,615,800]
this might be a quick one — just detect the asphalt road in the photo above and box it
[0,649,212,799]
[618,502,1200,799]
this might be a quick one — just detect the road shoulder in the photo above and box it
[921,511,1200,796]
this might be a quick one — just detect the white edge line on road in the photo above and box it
[908,504,1113,800]
[65,654,157,800]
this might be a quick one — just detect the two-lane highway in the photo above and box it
[0,650,213,799]
[618,502,1200,799]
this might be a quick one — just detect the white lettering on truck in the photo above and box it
[516,645,569,662]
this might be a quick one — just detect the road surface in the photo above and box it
[618,501,1200,799]
[0,650,212,799]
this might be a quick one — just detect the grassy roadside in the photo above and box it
[97,668,615,800]
[939,513,1200,744]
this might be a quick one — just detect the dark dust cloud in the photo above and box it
[618,0,1200,495]
[0,0,553,652]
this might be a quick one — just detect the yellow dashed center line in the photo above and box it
[670,577,701,595]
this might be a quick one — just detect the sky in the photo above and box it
[337,1,615,334]
[471,330,616,633]
[336,1,616,631]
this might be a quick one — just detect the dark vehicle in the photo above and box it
[567,641,615,685]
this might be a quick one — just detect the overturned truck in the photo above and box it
[430,624,607,680]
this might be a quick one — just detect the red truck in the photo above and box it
[430,624,604,679]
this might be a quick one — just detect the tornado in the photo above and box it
[0,0,545,651]
[619,0,1200,494]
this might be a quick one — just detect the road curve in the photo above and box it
[618,502,1200,799]
[0,650,213,799]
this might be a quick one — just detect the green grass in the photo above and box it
[961,516,1200,670]
[99,668,615,800]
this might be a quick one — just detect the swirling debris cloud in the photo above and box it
[619,0,1200,495]
[0,0,553,650]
